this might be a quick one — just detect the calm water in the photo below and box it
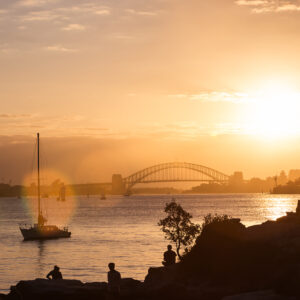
[0,193,299,292]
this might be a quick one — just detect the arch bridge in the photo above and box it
[123,162,229,192]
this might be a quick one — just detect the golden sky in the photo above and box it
[1,0,300,182]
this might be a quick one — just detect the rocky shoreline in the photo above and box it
[3,202,300,300]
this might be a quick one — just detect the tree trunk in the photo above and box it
[176,242,182,260]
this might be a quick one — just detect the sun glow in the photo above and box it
[244,81,300,139]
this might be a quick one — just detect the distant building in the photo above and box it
[112,174,125,194]
[278,170,288,185]
[229,171,244,186]
[289,169,300,182]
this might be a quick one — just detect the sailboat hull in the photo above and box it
[20,225,71,240]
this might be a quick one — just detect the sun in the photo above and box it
[244,81,300,139]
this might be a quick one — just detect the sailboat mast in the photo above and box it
[37,133,41,215]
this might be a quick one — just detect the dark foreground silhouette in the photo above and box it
[4,202,300,300]
[162,245,176,267]
[46,265,63,280]
[107,262,121,299]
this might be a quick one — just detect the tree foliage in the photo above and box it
[158,200,200,259]
[201,213,231,231]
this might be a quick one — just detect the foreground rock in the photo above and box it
[5,278,142,300]
[5,202,300,300]
[145,201,300,299]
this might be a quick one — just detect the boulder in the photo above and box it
[5,278,143,300]
[6,279,106,300]
[144,264,178,287]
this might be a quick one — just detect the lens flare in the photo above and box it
[22,169,77,225]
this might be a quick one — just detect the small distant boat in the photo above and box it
[19,133,71,241]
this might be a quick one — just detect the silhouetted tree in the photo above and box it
[158,200,200,259]
[200,213,231,231]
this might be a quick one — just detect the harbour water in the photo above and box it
[0,193,299,293]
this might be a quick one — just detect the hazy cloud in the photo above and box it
[15,2,111,23]
[0,43,18,54]
[0,113,32,118]
[44,45,77,52]
[110,34,135,40]
[235,0,300,13]
[16,0,59,7]
[236,0,269,5]
[0,114,114,138]
[169,92,250,103]
[94,9,110,15]
[125,9,158,16]
[57,4,110,16]
[20,10,61,22]
[62,23,85,31]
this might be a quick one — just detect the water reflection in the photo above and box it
[264,197,296,221]
[22,240,47,279]
[36,240,46,277]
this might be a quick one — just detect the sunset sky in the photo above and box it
[1,0,300,184]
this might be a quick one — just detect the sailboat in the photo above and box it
[19,133,71,240]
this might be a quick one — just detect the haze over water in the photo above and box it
[1,193,299,293]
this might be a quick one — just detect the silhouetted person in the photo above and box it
[162,245,176,266]
[107,262,121,299]
[46,265,63,280]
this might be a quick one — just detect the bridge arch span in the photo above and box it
[123,162,229,190]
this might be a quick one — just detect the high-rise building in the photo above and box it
[112,174,125,194]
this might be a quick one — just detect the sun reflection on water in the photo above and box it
[263,196,296,221]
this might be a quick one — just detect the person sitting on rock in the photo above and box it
[107,262,121,299]
[162,244,177,266]
[46,265,63,280]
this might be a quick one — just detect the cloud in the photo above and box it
[0,113,32,118]
[16,0,59,7]
[0,43,18,54]
[277,3,300,11]
[62,23,85,31]
[168,92,250,103]
[57,4,110,16]
[235,0,269,5]
[125,9,158,16]
[137,121,247,139]
[0,113,114,138]
[110,34,135,40]
[20,10,61,21]
[44,45,77,52]
[16,3,111,23]
[94,9,110,15]
[235,0,300,13]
